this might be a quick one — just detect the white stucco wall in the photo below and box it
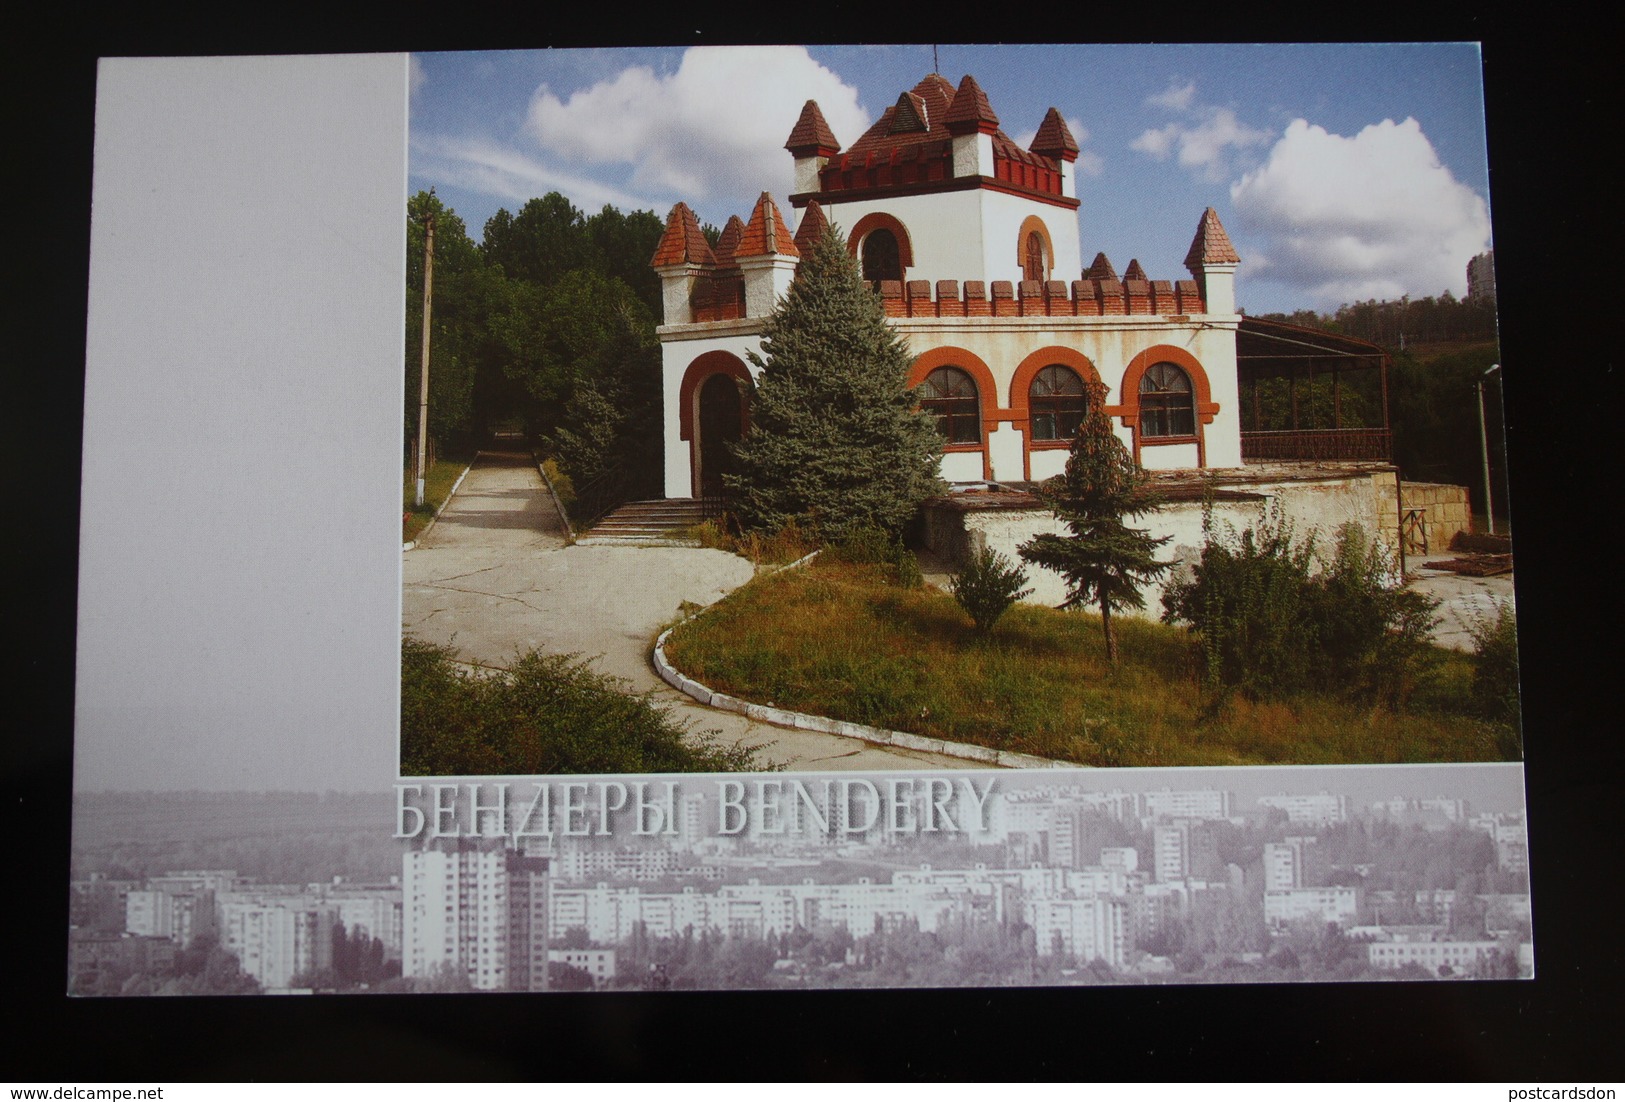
[979,190,1082,283]
[937,470,1400,618]
[807,186,1081,288]
[659,326,766,499]
[894,314,1242,482]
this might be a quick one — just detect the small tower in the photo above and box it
[1184,207,1241,316]
[735,192,800,318]
[650,202,716,326]
[944,73,999,179]
[1030,107,1080,200]
[785,100,841,198]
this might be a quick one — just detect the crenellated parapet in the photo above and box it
[876,277,1207,319]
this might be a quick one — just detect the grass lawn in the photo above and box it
[662,556,1510,768]
[403,458,471,544]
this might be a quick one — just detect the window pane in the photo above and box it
[1030,365,1087,440]
[1139,362,1196,438]
[922,367,980,444]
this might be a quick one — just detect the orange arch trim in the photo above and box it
[908,347,998,480]
[1118,344,1220,465]
[1008,346,1101,413]
[847,212,916,269]
[678,350,752,442]
[1016,215,1055,280]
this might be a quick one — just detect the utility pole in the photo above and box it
[415,201,436,509]
[1478,363,1501,535]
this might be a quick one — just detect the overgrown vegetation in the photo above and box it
[1019,379,1172,664]
[952,547,1032,635]
[401,638,766,775]
[1467,602,1522,756]
[726,225,944,542]
[1161,506,1439,705]
[826,524,924,587]
[661,556,1511,768]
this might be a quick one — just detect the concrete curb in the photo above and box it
[533,453,578,542]
[402,461,473,552]
[650,552,1076,771]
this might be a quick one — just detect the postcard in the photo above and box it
[71,45,1528,998]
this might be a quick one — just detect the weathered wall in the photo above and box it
[921,468,1404,617]
[1399,481,1473,553]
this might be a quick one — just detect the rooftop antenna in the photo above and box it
[933,45,939,74]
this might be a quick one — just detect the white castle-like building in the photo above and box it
[648,72,1458,596]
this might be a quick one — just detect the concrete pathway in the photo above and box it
[1405,553,1517,652]
[401,450,980,771]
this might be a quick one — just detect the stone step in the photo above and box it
[581,498,717,544]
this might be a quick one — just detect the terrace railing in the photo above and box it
[1241,428,1393,463]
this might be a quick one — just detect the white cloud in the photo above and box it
[411,134,658,217]
[409,56,426,101]
[1016,115,1104,177]
[1230,117,1491,306]
[524,46,869,217]
[1132,105,1272,182]
[1147,80,1196,111]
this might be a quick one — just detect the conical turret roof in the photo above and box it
[1030,107,1079,159]
[651,202,715,268]
[792,200,830,253]
[785,99,841,155]
[736,192,799,259]
[1184,207,1240,270]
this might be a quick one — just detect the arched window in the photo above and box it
[861,229,902,285]
[1028,365,1087,441]
[1138,362,1197,438]
[919,366,981,445]
[1023,231,1047,283]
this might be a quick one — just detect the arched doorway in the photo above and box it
[697,373,745,497]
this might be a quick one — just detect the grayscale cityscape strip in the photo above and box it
[68,764,1530,994]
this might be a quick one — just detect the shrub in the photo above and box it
[830,524,923,587]
[1162,507,1439,703]
[951,547,1033,634]
[1468,602,1521,750]
[401,637,766,774]
[1161,502,1318,697]
[1312,524,1440,704]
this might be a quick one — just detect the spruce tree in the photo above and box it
[1018,380,1172,664]
[726,226,944,541]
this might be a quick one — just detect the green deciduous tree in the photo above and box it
[549,294,664,517]
[1018,380,1172,664]
[726,226,944,541]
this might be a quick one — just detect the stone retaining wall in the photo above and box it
[1400,481,1473,553]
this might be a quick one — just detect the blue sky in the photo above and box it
[409,44,1492,316]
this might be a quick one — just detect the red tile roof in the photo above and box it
[784,99,841,155]
[889,91,930,134]
[943,73,998,133]
[1030,107,1079,159]
[792,200,830,253]
[1184,207,1241,268]
[650,202,715,268]
[735,192,799,259]
[841,73,1057,174]
[713,215,746,269]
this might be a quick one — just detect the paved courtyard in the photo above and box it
[401,450,979,772]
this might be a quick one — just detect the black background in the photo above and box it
[11,8,1620,1082]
